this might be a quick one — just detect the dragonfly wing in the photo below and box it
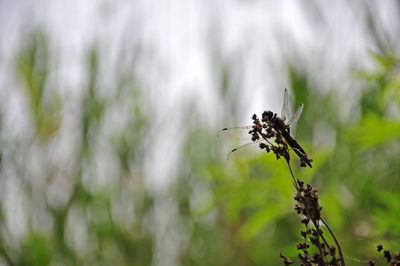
[287,104,304,137]
[226,140,267,160]
[281,88,291,122]
[217,126,253,140]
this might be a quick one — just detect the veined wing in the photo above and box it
[217,126,253,140]
[287,104,304,137]
[226,140,267,160]
[281,88,291,122]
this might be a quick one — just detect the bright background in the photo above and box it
[0,1,399,265]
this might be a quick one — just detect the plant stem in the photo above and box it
[321,217,345,266]
[285,160,299,190]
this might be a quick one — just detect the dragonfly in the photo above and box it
[217,88,313,167]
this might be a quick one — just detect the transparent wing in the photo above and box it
[281,88,291,122]
[287,104,304,137]
[217,126,253,140]
[226,140,267,160]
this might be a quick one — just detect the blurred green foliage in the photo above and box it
[1,20,400,266]
[17,30,61,139]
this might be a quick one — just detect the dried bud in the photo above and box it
[301,218,309,225]
[329,246,336,256]
[296,242,309,250]
[384,250,391,262]
[300,230,308,238]
[279,253,294,265]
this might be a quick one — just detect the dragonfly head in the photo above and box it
[262,111,274,122]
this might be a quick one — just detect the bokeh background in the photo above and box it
[0,1,400,265]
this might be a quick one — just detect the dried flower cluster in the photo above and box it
[278,181,344,265]
[290,180,343,265]
[249,113,290,162]
[370,245,400,265]
[249,112,313,169]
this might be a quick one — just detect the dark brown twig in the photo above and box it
[321,217,345,265]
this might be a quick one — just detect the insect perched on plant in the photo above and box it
[217,88,313,167]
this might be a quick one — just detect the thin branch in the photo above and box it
[285,159,299,190]
[321,217,345,265]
